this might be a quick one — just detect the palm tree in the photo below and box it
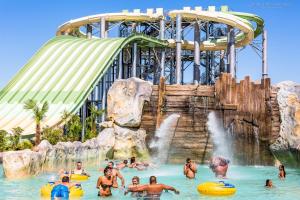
[86,105,104,137]
[24,99,49,145]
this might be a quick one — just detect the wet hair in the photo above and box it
[62,176,70,183]
[104,166,111,175]
[108,161,114,166]
[279,165,286,177]
[76,161,82,164]
[265,179,271,186]
[150,176,157,184]
[123,160,128,164]
[186,158,191,163]
[132,176,140,183]
[130,157,136,164]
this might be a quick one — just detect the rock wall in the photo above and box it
[270,81,300,151]
[3,78,152,178]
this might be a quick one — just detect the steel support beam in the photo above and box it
[101,75,106,122]
[205,23,210,84]
[100,17,107,38]
[262,29,268,78]
[194,21,201,84]
[132,43,137,77]
[160,18,165,77]
[176,14,182,84]
[86,24,92,39]
[227,26,236,78]
[81,102,86,142]
[118,50,123,79]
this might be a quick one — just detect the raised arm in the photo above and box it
[162,184,180,194]
[128,184,148,192]
[191,163,197,173]
[117,171,125,187]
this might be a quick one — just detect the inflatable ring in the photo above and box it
[40,182,84,197]
[197,181,236,196]
[70,174,89,181]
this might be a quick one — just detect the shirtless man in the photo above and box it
[127,176,179,200]
[183,158,197,179]
[124,176,144,198]
[117,160,128,170]
[72,161,90,176]
[107,161,125,188]
[96,167,114,197]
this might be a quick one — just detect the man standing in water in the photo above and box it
[183,158,197,179]
[107,161,125,188]
[72,161,90,176]
[127,176,179,199]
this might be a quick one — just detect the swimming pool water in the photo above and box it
[0,164,300,200]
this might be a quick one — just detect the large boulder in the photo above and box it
[271,81,300,151]
[107,77,152,127]
[2,149,45,178]
[2,128,116,178]
[112,125,149,159]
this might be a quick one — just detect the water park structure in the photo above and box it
[2,3,300,200]
[0,5,267,136]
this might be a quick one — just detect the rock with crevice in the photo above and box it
[271,81,300,151]
[107,77,152,127]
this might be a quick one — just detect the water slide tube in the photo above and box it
[0,7,264,135]
[0,34,167,135]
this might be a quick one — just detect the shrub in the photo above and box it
[17,139,33,150]
[42,126,64,145]
[64,115,82,142]
[0,130,8,152]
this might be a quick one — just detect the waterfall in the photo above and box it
[207,111,233,161]
[150,114,180,164]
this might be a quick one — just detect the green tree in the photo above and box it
[24,99,49,145]
[42,126,64,145]
[0,130,8,152]
[9,127,23,150]
[85,105,104,140]
[65,114,82,141]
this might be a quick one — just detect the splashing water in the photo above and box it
[207,111,233,161]
[150,114,180,164]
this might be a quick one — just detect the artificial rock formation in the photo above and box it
[2,78,151,178]
[271,81,300,151]
[107,77,152,127]
[3,130,115,178]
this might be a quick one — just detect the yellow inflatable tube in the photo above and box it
[40,182,84,197]
[70,174,89,181]
[197,181,236,196]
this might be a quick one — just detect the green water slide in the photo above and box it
[0,34,167,135]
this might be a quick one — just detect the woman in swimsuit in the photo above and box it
[278,165,286,180]
[96,167,114,196]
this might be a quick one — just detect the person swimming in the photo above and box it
[265,179,274,188]
[183,158,197,179]
[124,176,144,198]
[278,165,286,180]
[127,176,179,200]
[96,167,114,197]
[71,161,90,176]
[51,176,78,199]
[107,161,125,188]
[117,160,128,170]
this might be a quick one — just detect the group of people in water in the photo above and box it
[50,156,287,199]
[265,164,287,188]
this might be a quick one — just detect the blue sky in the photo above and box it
[0,0,299,88]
